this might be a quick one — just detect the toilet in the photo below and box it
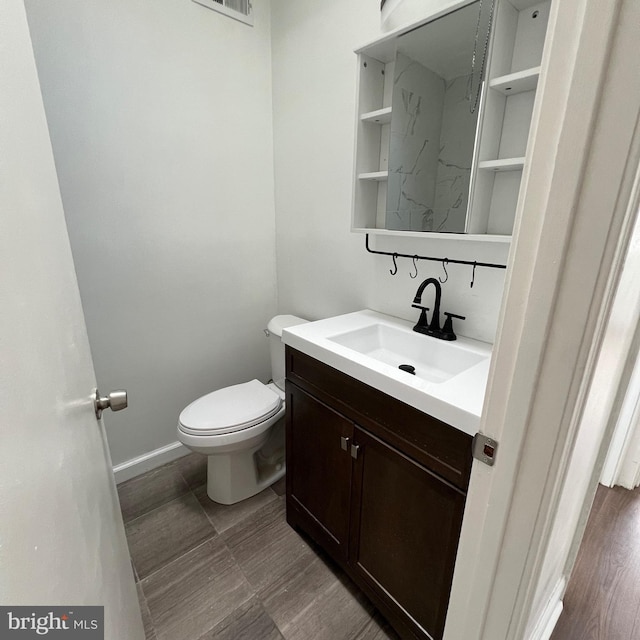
[177,315,307,505]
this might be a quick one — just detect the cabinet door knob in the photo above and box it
[351,444,360,460]
[341,436,350,451]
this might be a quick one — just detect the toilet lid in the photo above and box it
[178,379,282,436]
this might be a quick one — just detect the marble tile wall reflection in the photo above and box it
[386,56,478,233]
[433,74,476,232]
[386,53,443,232]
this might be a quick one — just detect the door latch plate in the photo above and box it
[472,433,498,467]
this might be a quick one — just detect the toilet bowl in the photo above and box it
[177,315,307,505]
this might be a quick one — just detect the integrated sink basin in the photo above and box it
[282,310,493,436]
[328,322,486,384]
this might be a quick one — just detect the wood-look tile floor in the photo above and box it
[118,454,399,640]
[551,484,640,640]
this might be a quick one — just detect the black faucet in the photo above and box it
[412,277,465,341]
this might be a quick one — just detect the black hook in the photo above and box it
[390,253,398,276]
[410,255,419,279]
[439,258,449,284]
[471,261,477,288]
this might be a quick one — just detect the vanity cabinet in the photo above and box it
[286,383,353,560]
[285,347,473,640]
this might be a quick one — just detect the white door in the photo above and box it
[0,3,143,639]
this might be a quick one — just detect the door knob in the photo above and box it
[94,388,128,419]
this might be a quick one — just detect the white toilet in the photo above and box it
[177,315,307,505]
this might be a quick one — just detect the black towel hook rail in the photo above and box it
[365,233,507,272]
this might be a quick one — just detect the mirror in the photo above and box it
[385,1,484,233]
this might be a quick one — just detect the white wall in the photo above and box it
[526,183,640,637]
[382,0,470,32]
[601,218,640,489]
[271,0,509,344]
[25,0,509,470]
[25,0,278,466]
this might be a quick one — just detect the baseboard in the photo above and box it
[528,578,565,640]
[113,441,190,484]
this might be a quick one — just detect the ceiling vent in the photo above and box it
[192,0,253,26]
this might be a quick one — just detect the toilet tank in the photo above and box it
[267,315,308,390]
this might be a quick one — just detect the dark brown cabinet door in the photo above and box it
[349,427,467,640]
[286,384,353,560]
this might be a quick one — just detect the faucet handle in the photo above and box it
[442,312,466,341]
[411,304,430,334]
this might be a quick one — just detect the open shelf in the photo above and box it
[478,157,526,172]
[353,227,513,243]
[358,171,388,181]
[489,66,540,96]
[361,107,392,125]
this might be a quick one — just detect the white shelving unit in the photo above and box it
[351,0,552,239]
[352,47,396,232]
[467,0,551,235]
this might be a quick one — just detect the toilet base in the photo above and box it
[205,417,286,505]
[206,453,285,505]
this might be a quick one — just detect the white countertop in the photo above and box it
[282,310,492,437]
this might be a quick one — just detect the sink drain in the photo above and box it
[398,364,416,375]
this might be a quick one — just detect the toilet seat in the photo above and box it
[178,379,282,436]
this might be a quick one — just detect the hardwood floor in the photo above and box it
[551,484,640,640]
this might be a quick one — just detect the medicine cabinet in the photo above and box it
[351,0,552,240]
